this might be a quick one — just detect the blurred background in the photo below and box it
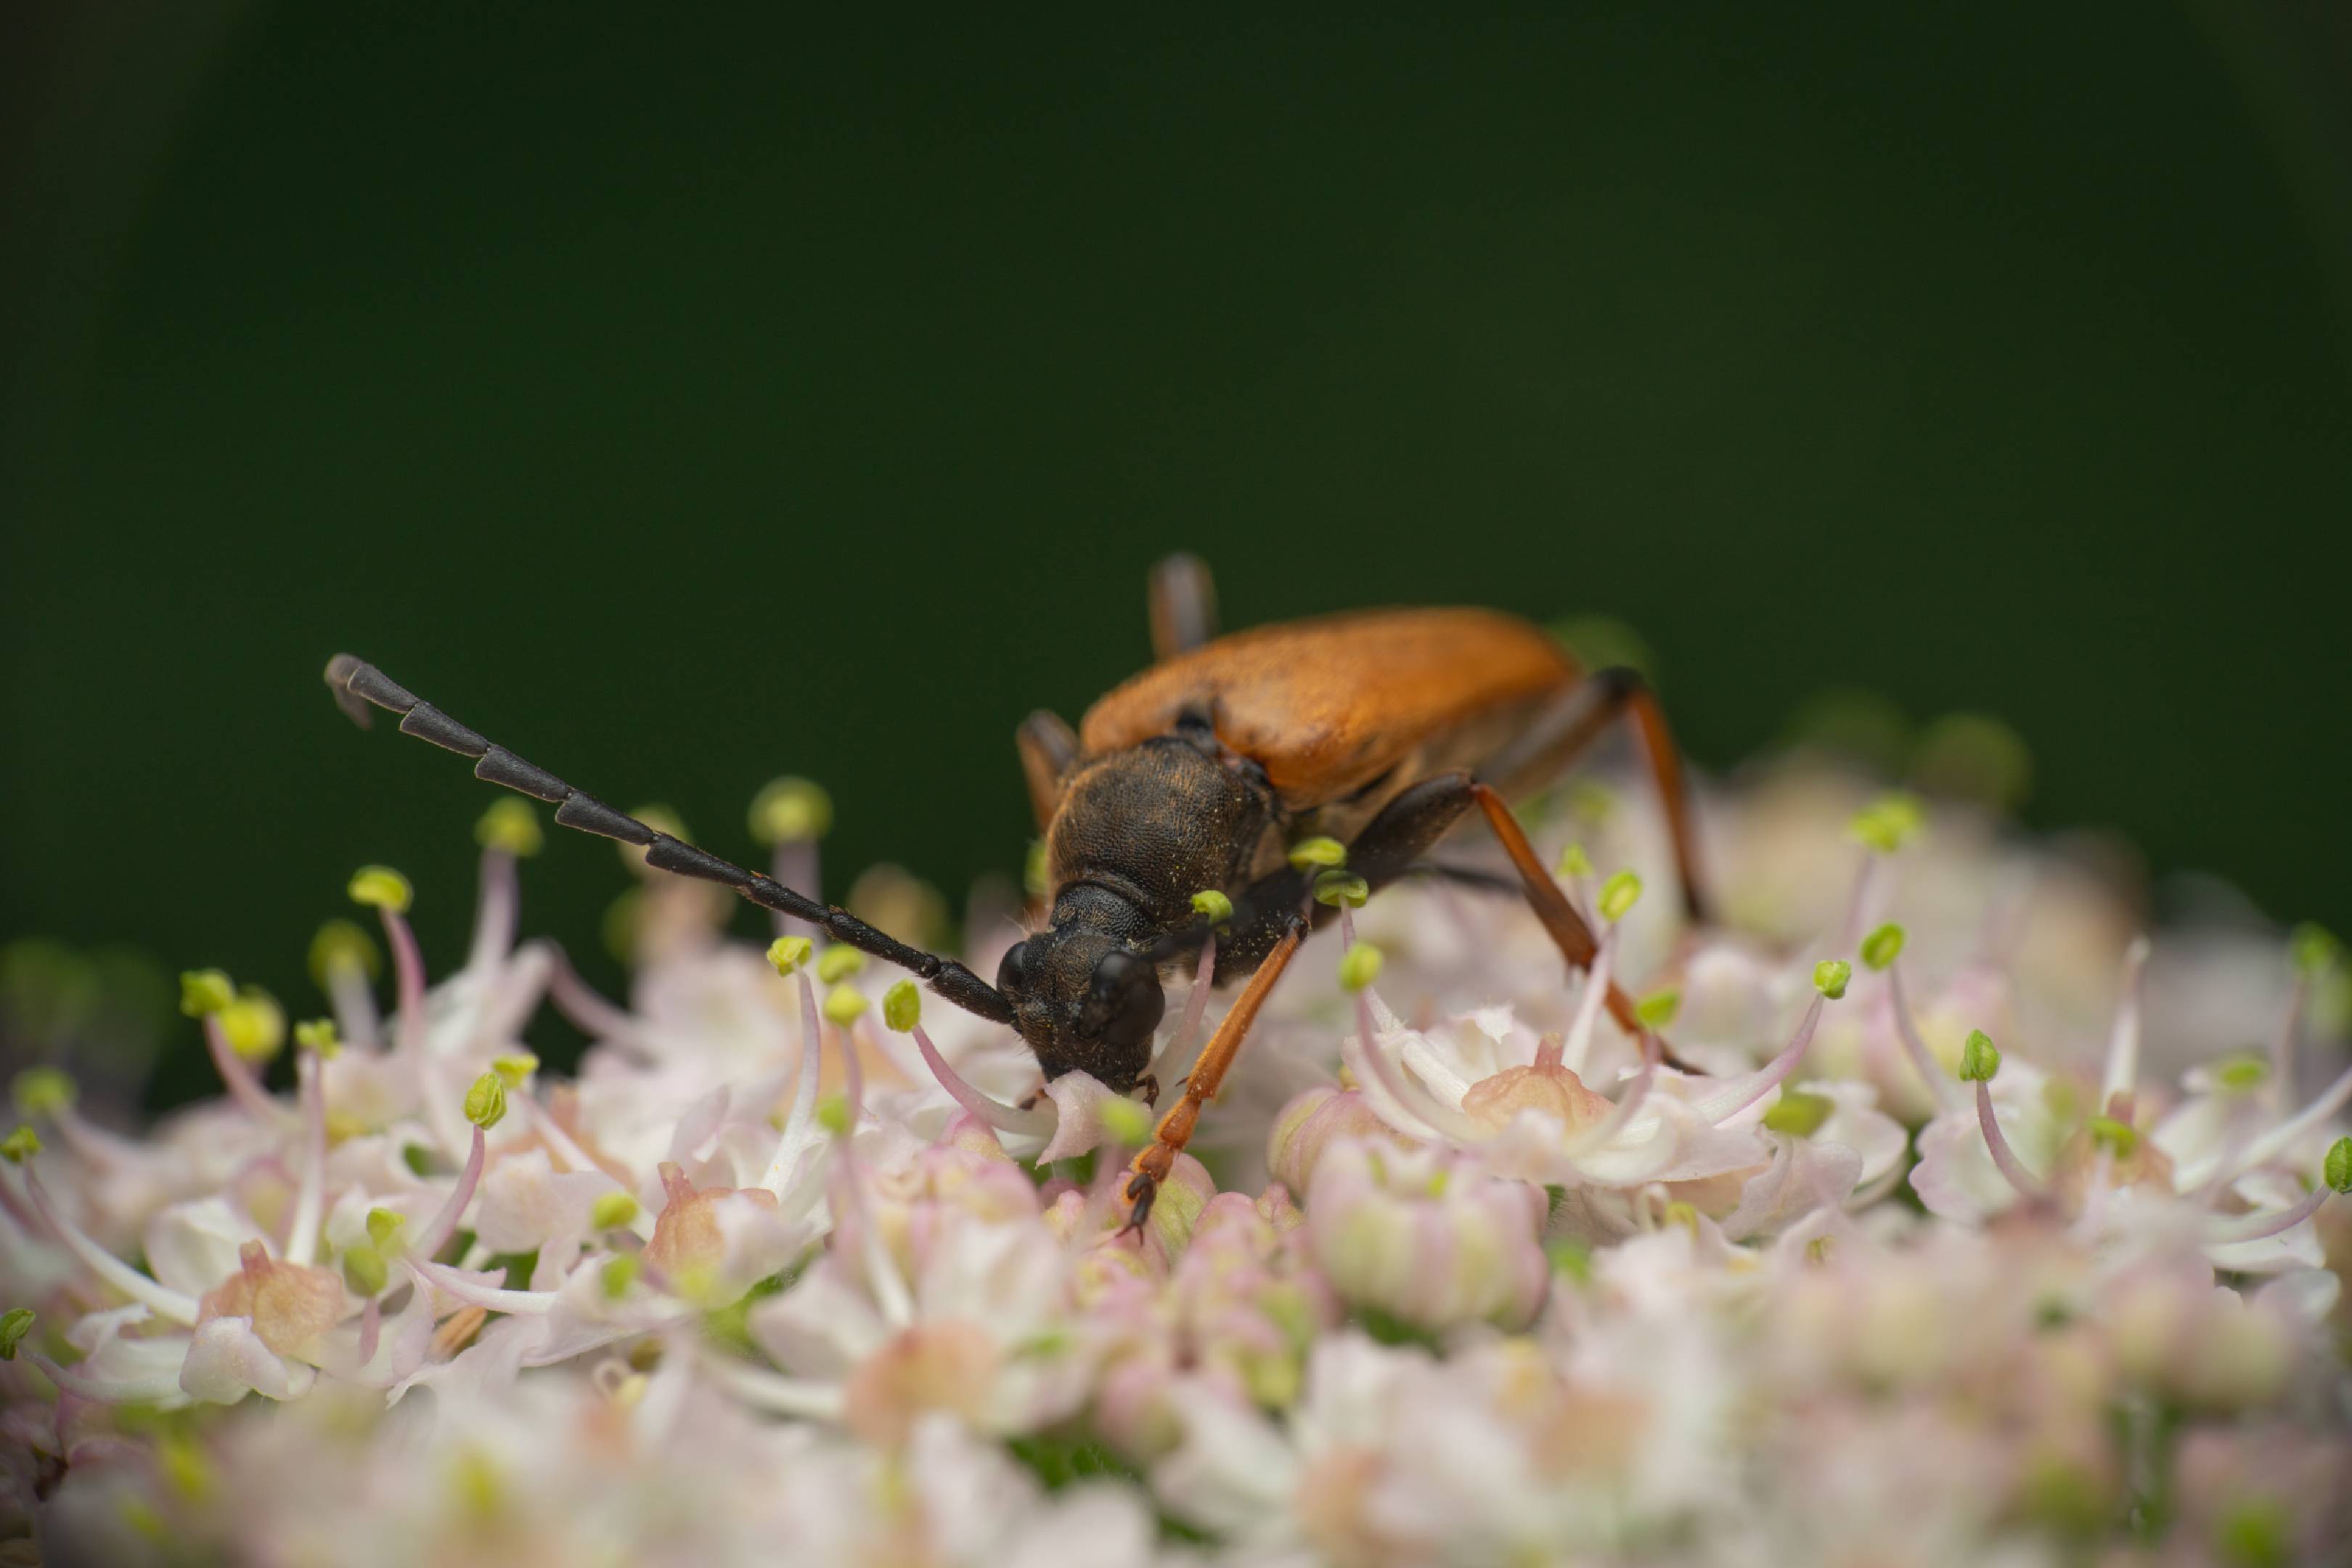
[7,3,2352,1110]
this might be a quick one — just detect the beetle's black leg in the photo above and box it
[1479,666,1710,925]
[1147,553,1218,662]
[322,655,1015,1026]
[1016,710,1081,832]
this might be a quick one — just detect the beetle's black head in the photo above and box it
[995,925,1165,1092]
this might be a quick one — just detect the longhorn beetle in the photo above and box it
[324,555,1707,1229]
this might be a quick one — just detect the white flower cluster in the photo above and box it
[4,764,2349,1566]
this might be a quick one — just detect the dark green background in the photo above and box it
[8,4,2352,1106]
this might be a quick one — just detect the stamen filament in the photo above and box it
[1558,928,1617,1077]
[1689,997,1824,1125]
[285,1052,327,1267]
[407,1257,554,1315]
[2205,1183,2329,1246]
[695,1350,847,1420]
[24,1166,198,1323]
[466,846,520,977]
[412,1125,486,1259]
[1347,990,1490,1145]
[1975,1079,2050,1203]
[204,1016,286,1124]
[29,1351,184,1405]
[1885,961,1961,1111]
[2196,1064,2352,1193]
[763,971,838,1191]
[2099,938,2149,1107]
[907,1022,1053,1138]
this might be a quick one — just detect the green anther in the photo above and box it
[179,968,235,1017]
[816,944,865,984]
[347,865,414,915]
[12,1067,75,1118]
[822,985,867,1026]
[1556,843,1593,880]
[219,988,287,1063]
[463,1071,507,1130]
[1859,923,1906,971]
[1286,836,1347,870]
[1190,889,1234,926]
[815,1094,851,1137]
[590,1191,640,1230]
[1763,1090,1835,1138]
[1660,1200,1700,1234]
[600,1254,640,1300]
[2290,921,2341,978]
[2325,1137,2352,1195]
[294,1019,342,1058]
[1545,1238,1593,1284]
[1812,960,1851,1000]
[308,919,382,989]
[748,776,833,845]
[1024,840,1050,900]
[1313,870,1370,909]
[1635,988,1681,1029]
[1338,943,1384,993]
[491,1053,537,1087]
[1848,791,1925,854]
[366,1207,404,1250]
[0,1308,31,1360]
[342,1245,388,1297]
[882,980,921,1033]
[475,798,544,857]
[2096,1114,2144,1161]
[2214,1055,2269,1092]
[1597,870,1643,923]
[1098,1096,1151,1147]
[1959,1029,2001,1082]
[1,1127,39,1164]
[766,936,814,976]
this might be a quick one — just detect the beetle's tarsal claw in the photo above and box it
[1119,1172,1158,1236]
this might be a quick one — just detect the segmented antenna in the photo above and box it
[322,655,1015,1025]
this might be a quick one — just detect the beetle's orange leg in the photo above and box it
[1122,916,1303,1232]
[1146,553,1219,662]
[1480,667,1709,924]
[1016,711,1080,832]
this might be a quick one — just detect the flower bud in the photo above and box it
[1305,1138,1546,1332]
[1266,1086,1399,1195]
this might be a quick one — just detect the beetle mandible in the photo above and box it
[324,554,1709,1229]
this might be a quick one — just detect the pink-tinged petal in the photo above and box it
[179,1316,317,1403]
[1034,1072,1134,1164]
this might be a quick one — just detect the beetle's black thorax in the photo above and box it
[1045,733,1283,928]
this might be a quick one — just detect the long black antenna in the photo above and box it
[323,655,1014,1025]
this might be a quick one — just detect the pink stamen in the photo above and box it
[28,1352,182,1406]
[2209,1064,2352,1191]
[820,1006,911,1326]
[537,941,642,1047]
[1885,961,1961,1111]
[203,1016,286,1124]
[1975,1078,2050,1204]
[2271,973,2307,1116]
[23,1164,199,1323]
[327,960,381,1052]
[466,846,520,976]
[412,1125,486,1260]
[2206,1183,2332,1246]
[1838,852,1880,950]
[1339,904,1357,949]
[284,1051,328,1267]
[1689,997,1824,1125]
[407,1257,553,1316]
[772,841,820,944]
[1347,989,1490,1145]
[1558,928,1617,1077]
[908,1022,1053,1138]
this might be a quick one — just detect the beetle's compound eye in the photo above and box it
[996,939,1033,1000]
[1081,948,1165,1050]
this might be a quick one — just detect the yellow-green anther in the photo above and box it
[1286,836,1347,870]
[2087,1116,2137,1157]
[1597,870,1642,923]
[1024,840,1050,899]
[365,1208,404,1250]
[475,798,544,857]
[1959,1029,2001,1082]
[1812,960,1851,1000]
[12,1068,75,1118]
[1661,1200,1699,1234]
[179,968,235,1017]
[342,1245,388,1297]
[1314,870,1370,909]
[766,936,814,976]
[1635,988,1681,1029]
[1190,889,1233,926]
[748,776,833,844]
[822,985,867,1025]
[219,989,287,1063]
[0,1309,31,1360]
[308,919,382,988]
[492,1053,539,1087]
[1848,792,1925,854]
[815,1094,851,1137]
[590,1192,640,1230]
[294,1019,341,1058]
[816,945,865,984]
[1098,1096,1151,1147]
[1,1127,39,1164]
[1859,923,1906,971]
[2214,1055,2268,1092]
[882,980,921,1033]
[1545,1238,1593,1284]
[2291,922,2341,977]
[1556,843,1593,880]
[463,1071,507,1130]
[600,1254,640,1300]
[2325,1137,2352,1194]
[347,865,414,915]
[1763,1090,1836,1138]
[1338,943,1384,993]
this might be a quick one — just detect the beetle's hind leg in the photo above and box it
[1480,666,1710,926]
[1146,553,1219,661]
